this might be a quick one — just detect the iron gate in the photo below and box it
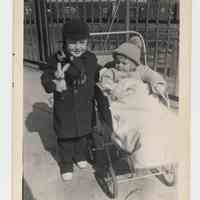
[24,0,179,94]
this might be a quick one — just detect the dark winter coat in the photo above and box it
[41,51,101,139]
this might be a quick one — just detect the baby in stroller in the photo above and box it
[97,37,181,168]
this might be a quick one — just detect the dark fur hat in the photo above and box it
[62,18,90,41]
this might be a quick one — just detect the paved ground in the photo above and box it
[23,66,178,200]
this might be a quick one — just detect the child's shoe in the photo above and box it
[61,172,73,181]
[77,161,88,169]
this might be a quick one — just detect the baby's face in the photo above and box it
[66,39,88,57]
[115,55,137,72]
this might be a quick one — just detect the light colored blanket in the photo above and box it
[98,78,181,168]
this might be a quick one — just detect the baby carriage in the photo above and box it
[88,31,177,199]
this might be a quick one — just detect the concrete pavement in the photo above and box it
[23,66,178,200]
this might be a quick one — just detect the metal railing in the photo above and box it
[89,30,147,64]
[24,0,179,96]
[24,0,179,60]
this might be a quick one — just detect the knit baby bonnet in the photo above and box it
[113,42,141,65]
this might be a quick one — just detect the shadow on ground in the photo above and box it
[25,102,135,199]
[25,102,60,165]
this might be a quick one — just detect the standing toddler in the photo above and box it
[41,18,100,181]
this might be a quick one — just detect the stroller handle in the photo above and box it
[90,31,147,66]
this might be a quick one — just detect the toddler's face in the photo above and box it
[115,55,137,72]
[66,39,88,57]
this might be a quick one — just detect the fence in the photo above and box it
[24,0,179,94]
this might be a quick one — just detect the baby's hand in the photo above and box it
[111,88,122,100]
[152,83,166,97]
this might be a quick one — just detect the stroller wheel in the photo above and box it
[151,164,176,186]
[104,166,118,199]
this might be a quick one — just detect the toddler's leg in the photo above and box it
[57,139,74,180]
[74,136,88,168]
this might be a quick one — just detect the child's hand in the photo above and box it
[60,79,67,90]
[54,62,64,79]
[52,79,67,92]
[54,62,70,79]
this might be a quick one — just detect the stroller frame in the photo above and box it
[88,31,177,199]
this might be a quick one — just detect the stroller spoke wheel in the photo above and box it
[104,166,118,199]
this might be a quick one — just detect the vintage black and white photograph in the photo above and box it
[22,0,188,199]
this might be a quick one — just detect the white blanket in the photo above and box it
[98,78,181,168]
